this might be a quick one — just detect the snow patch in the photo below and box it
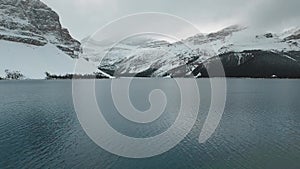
[0,40,99,79]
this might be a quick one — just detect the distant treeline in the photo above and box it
[0,69,25,80]
[45,72,109,80]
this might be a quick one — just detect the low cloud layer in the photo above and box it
[42,0,300,40]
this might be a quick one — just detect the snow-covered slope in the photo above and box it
[0,0,102,79]
[0,40,98,79]
[82,25,300,77]
[1,0,300,78]
[0,0,81,58]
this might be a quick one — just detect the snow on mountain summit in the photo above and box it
[1,0,299,78]
[81,25,300,77]
[0,0,81,58]
[0,0,99,79]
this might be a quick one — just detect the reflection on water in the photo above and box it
[0,79,299,169]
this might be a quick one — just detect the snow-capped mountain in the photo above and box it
[0,0,99,79]
[82,25,300,78]
[1,0,299,78]
[0,0,81,58]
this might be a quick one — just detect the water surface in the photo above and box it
[0,79,299,169]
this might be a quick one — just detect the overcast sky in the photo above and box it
[41,0,300,40]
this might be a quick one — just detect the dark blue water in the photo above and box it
[0,79,299,169]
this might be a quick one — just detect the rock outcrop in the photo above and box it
[0,0,81,58]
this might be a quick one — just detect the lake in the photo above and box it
[0,79,299,169]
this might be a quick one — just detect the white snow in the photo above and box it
[81,26,300,76]
[283,54,297,61]
[0,40,99,79]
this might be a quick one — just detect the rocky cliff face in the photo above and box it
[0,0,81,58]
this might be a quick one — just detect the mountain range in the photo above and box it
[1,0,300,79]
[82,25,300,78]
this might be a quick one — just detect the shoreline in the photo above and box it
[1,77,300,81]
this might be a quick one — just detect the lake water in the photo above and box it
[0,79,299,169]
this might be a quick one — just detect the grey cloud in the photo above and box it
[239,0,300,32]
[41,0,300,40]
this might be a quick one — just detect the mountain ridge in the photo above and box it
[0,0,81,58]
[1,0,300,78]
[0,0,100,79]
[81,25,300,78]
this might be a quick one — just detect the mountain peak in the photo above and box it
[206,25,246,39]
[220,25,247,32]
[183,25,247,45]
[0,0,81,58]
